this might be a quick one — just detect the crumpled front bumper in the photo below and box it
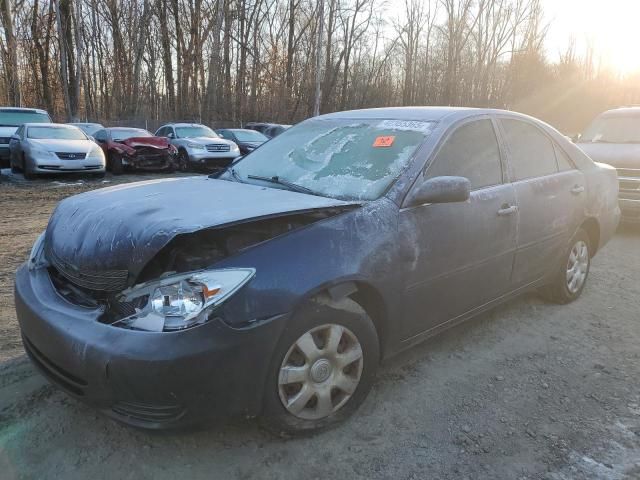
[14,263,288,429]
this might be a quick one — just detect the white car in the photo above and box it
[155,123,240,171]
[9,123,106,179]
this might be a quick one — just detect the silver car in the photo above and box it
[577,107,640,223]
[9,123,106,179]
[155,123,240,171]
[0,107,52,168]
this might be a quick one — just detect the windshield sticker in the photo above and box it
[377,120,434,133]
[373,135,395,147]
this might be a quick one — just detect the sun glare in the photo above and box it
[550,0,640,75]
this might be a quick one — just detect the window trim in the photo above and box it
[422,115,506,192]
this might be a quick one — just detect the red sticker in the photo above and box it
[373,135,395,147]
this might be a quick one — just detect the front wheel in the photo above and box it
[110,153,124,175]
[22,157,36,180]
[540,228,591,304]
[177,150,190,172]
[261,296,379,436]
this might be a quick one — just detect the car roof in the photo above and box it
[0,107,48,114]
[161,123,209,128]
[23,123,78,128]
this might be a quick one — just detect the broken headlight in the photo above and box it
[115,268,255,332]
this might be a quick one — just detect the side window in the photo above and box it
[501,119,558,180]
[156,127,166,137]
[94,129,107,142]
[553,143,574,171]
[426,119,503,190]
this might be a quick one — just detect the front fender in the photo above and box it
[215,198,405,338]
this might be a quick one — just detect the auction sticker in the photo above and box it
[373,135,395,147]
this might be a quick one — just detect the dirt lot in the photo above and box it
[0,169,639,479]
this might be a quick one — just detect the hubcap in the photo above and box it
[566,240,589,294]
[278,324,364,420]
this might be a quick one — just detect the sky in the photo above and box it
[542,0,640,74]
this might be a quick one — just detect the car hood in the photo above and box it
[45,176,358,279]
[577,142,640,169]
[183,136,236,146]
[29,139,94,152]
[0,126,18,139]
[119,137,169,149]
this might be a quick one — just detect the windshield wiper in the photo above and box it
[247,174,324,196]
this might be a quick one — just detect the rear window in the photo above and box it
[0,110,50,125]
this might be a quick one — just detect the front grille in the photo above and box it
[617,168,640,179]
[616,169,640,201]
[206,143,231,152]
[47,247,129,292]
[112,401,186,424]
[23,335,88,396]
[56,152,87,160]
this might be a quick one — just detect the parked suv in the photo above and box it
[0,107,52,168]
[155,123,240,171]
[577,107,640,223]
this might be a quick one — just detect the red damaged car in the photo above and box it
[93,127,178,174]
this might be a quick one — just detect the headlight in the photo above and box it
[185,142,205,150]
[115,268,255,332]
[88,145,103,157]
[232,144,240,151]
[31,148,54,158]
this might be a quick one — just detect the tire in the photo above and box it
[110,153,124,175]
[177,150,190,172]
[260,295,379,436]
[540,228,591,304]
[22,157,36,180]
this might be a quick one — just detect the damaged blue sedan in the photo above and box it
[15,107,620,434]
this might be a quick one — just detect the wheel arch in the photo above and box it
[292,278,390,361]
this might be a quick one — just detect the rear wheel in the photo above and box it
[540,228,591,304]
[110,153,124,175]
[261,296,379,436]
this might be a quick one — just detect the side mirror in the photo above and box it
[407,176,471,206]
[571,133,581,143]
[167,132,175,139]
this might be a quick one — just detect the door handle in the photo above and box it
[571,185,585,195]
[497,205,518,216]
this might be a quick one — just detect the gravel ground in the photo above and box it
[0,169,639,479]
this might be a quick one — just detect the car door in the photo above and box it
[498,117,587,286]
[398,117,518,340]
